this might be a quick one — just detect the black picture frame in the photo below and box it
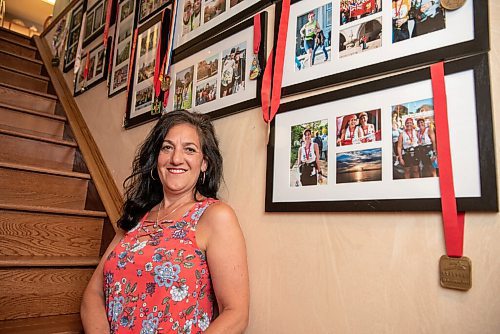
[74,37,112,96]
[137,0,172,25]
[277,0,489,97]
[108,0,137,97]
[265,53,497,212]
[83,0,117,48]
[166,11,267,120]
[172,0,272,56]
[124,9,172,128]
[63,0,86,73]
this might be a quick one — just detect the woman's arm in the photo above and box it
[314,143,321,175]
[428,126,437,153]
[397,133,405,166]
[81,230,124,334]
[197,202,249,334]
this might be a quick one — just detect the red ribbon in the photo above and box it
[430,62,465,258]
[83,50,90,80]
[127,28,138,93]
[269,0,290,122]
[253,14,261,55]
[103,0,114,46]
[261,48,273,122]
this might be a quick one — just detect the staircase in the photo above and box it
[0,27,116,333]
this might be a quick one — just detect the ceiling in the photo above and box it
[4,0,54,30]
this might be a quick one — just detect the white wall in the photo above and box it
[44,2,500,333]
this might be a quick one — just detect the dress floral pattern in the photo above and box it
[103,198,218,333]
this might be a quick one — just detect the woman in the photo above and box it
[297,128,322,186]
[300,11,320,68]
[392,0,410,43]
[81,110,249,333]
[338,114,358,146]
[416,118,437,177]
[355,112,375,143]
[397,117,420,178]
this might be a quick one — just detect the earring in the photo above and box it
[150,168,157,181]
[201,171,206,184]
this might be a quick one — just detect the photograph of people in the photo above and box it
[392,98,438,179]
[182,0,202,35]
[81,110,249,334]
[340,0,382,25]
[220,43,246,98]
[339,17,382,57]
[392,0,410,43]
[416,117,437,177]
[396,117,420,178]
[295,4,332,71]
[392,0,445,43]
[204,0,226,24]
[174,66,194,110]
[195,80,217,106]
[337,114,358,146]
[355,111,376,142]
[289,120,328,187]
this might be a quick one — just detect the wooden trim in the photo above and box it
[0,203,107,217]
[0,27,32,43]
[34,36,123,228]
[0,255,100,267]
[41,0,81,38]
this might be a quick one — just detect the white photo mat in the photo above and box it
[281,0,482,94]
[173,0,268,53]
[267,54,498,212]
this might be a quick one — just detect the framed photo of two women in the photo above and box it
[265,54,498,212]
[278,0,488,96]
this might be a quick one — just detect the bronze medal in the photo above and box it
[439,255,472,291]
[440,0,466,11]
[161,76,171,91]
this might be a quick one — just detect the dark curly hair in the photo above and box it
[117,110,223,231]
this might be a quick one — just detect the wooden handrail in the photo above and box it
[33,35,123,229]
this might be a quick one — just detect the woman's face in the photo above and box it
[405,119,414,130]
[303,131,312,142]
[156,123,207,196]
[348,116,358,128]
[360,115,367,124]
[417,120,425,129]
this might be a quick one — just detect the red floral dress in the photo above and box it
[103,198,218,334]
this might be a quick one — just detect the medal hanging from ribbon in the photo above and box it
[152,15,164,115]
[82,50,90,91]
[249,14,262,80]
[430,62,470,291]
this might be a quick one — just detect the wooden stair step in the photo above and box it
[0,28,33,46]
[0,131,76,171]
[0,256,100,267]
[0,50,43,75]
[0,83,57,114]
[0,103,66,139]
[0,209,104,257]
[0,65,49,92]
[0,314,83,334]
[0,36,37,59]
[0,267,94,320]
[0,165,89,210]
[0,203,107,218]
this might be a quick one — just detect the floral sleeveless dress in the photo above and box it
[103,198,218,334]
